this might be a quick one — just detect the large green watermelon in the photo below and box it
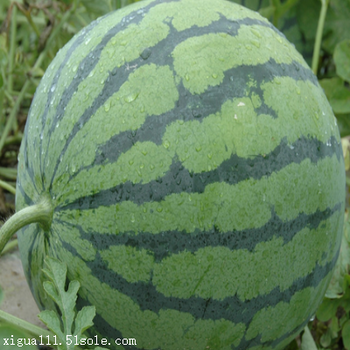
[16,0,345,349]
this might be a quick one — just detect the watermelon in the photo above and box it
[15,0,345,349]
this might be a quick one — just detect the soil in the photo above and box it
[0,248,45,328]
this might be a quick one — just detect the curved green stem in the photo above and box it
[0,196,53,254]
[0,166,17,180]
[0,310,53,341]
[312,0,329,75]
[0,180,16,195]
[0,238,18,256]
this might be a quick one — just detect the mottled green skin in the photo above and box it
[16,0,345,349]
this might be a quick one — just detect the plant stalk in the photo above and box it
[311,0,329,74]
[8,5,17,94]
[0,180,16,195]
[0,238,18,256]
[0,310,54,341]
[0,196,53,255]
[0,166,17,180]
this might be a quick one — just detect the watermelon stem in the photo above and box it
[0,309,54,342]
[311,0,329,74]
[0,195,53,255]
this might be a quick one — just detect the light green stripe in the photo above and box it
[138,0,269,33]
[246,271,332,342]
[16,153,37,204]
[39,13,125,184]
[164,78,338,171]
[17,224,58,314]
[53,222,96,261]
[56,155,344,234]
[99,212,341,301]
[261,78,340,143]
[24,36,74,185]
[42,4,171,189]
[53,246,245,350]
[57,140,173,204]
[100,245,154,283]
[53,64,178,202]
[55,77,339,204]
[172,25,308,94]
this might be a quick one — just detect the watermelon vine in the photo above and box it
[0,196,53,254]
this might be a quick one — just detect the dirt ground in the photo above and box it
[0,248,45,328]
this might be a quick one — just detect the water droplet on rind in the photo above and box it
[104,101,111,112]
[140,48,152,60]
[125,92,139,103]
[163,140,170,149]
[251,40,260,48]
[251,28,262,38]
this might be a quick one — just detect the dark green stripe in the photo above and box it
[68,56,317,180]
[92,56,316,166]
[43,0,178,191]
[47,11,310,192]
[59,135,341,211]
[80,305,139,350]
[19,225,39,294]
[23,9,112,192]
[20,137,41,195]
[37,13,113,186]
[16,176,35,207]
[58,202,341,262]
[60,238,339,327]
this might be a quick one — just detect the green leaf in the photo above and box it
[38,257,96,350]
[0,324,38,350]
[319,77,350,114]
[80,0,111,16]
[343,320,350,349]
[340,277,350,312]
[323,0,350,54]
[334,40,350,83]
[74,305,96,338]
[330,315,340,335]
[301,326,318,350]
[228,0,264,11]
[258,6,275,20]
[297,0,350,59]
[320,327,332,348]
[39,309,65,341]
[316,297,341,321]
[335,113,350,137]
[296,0,320,42]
